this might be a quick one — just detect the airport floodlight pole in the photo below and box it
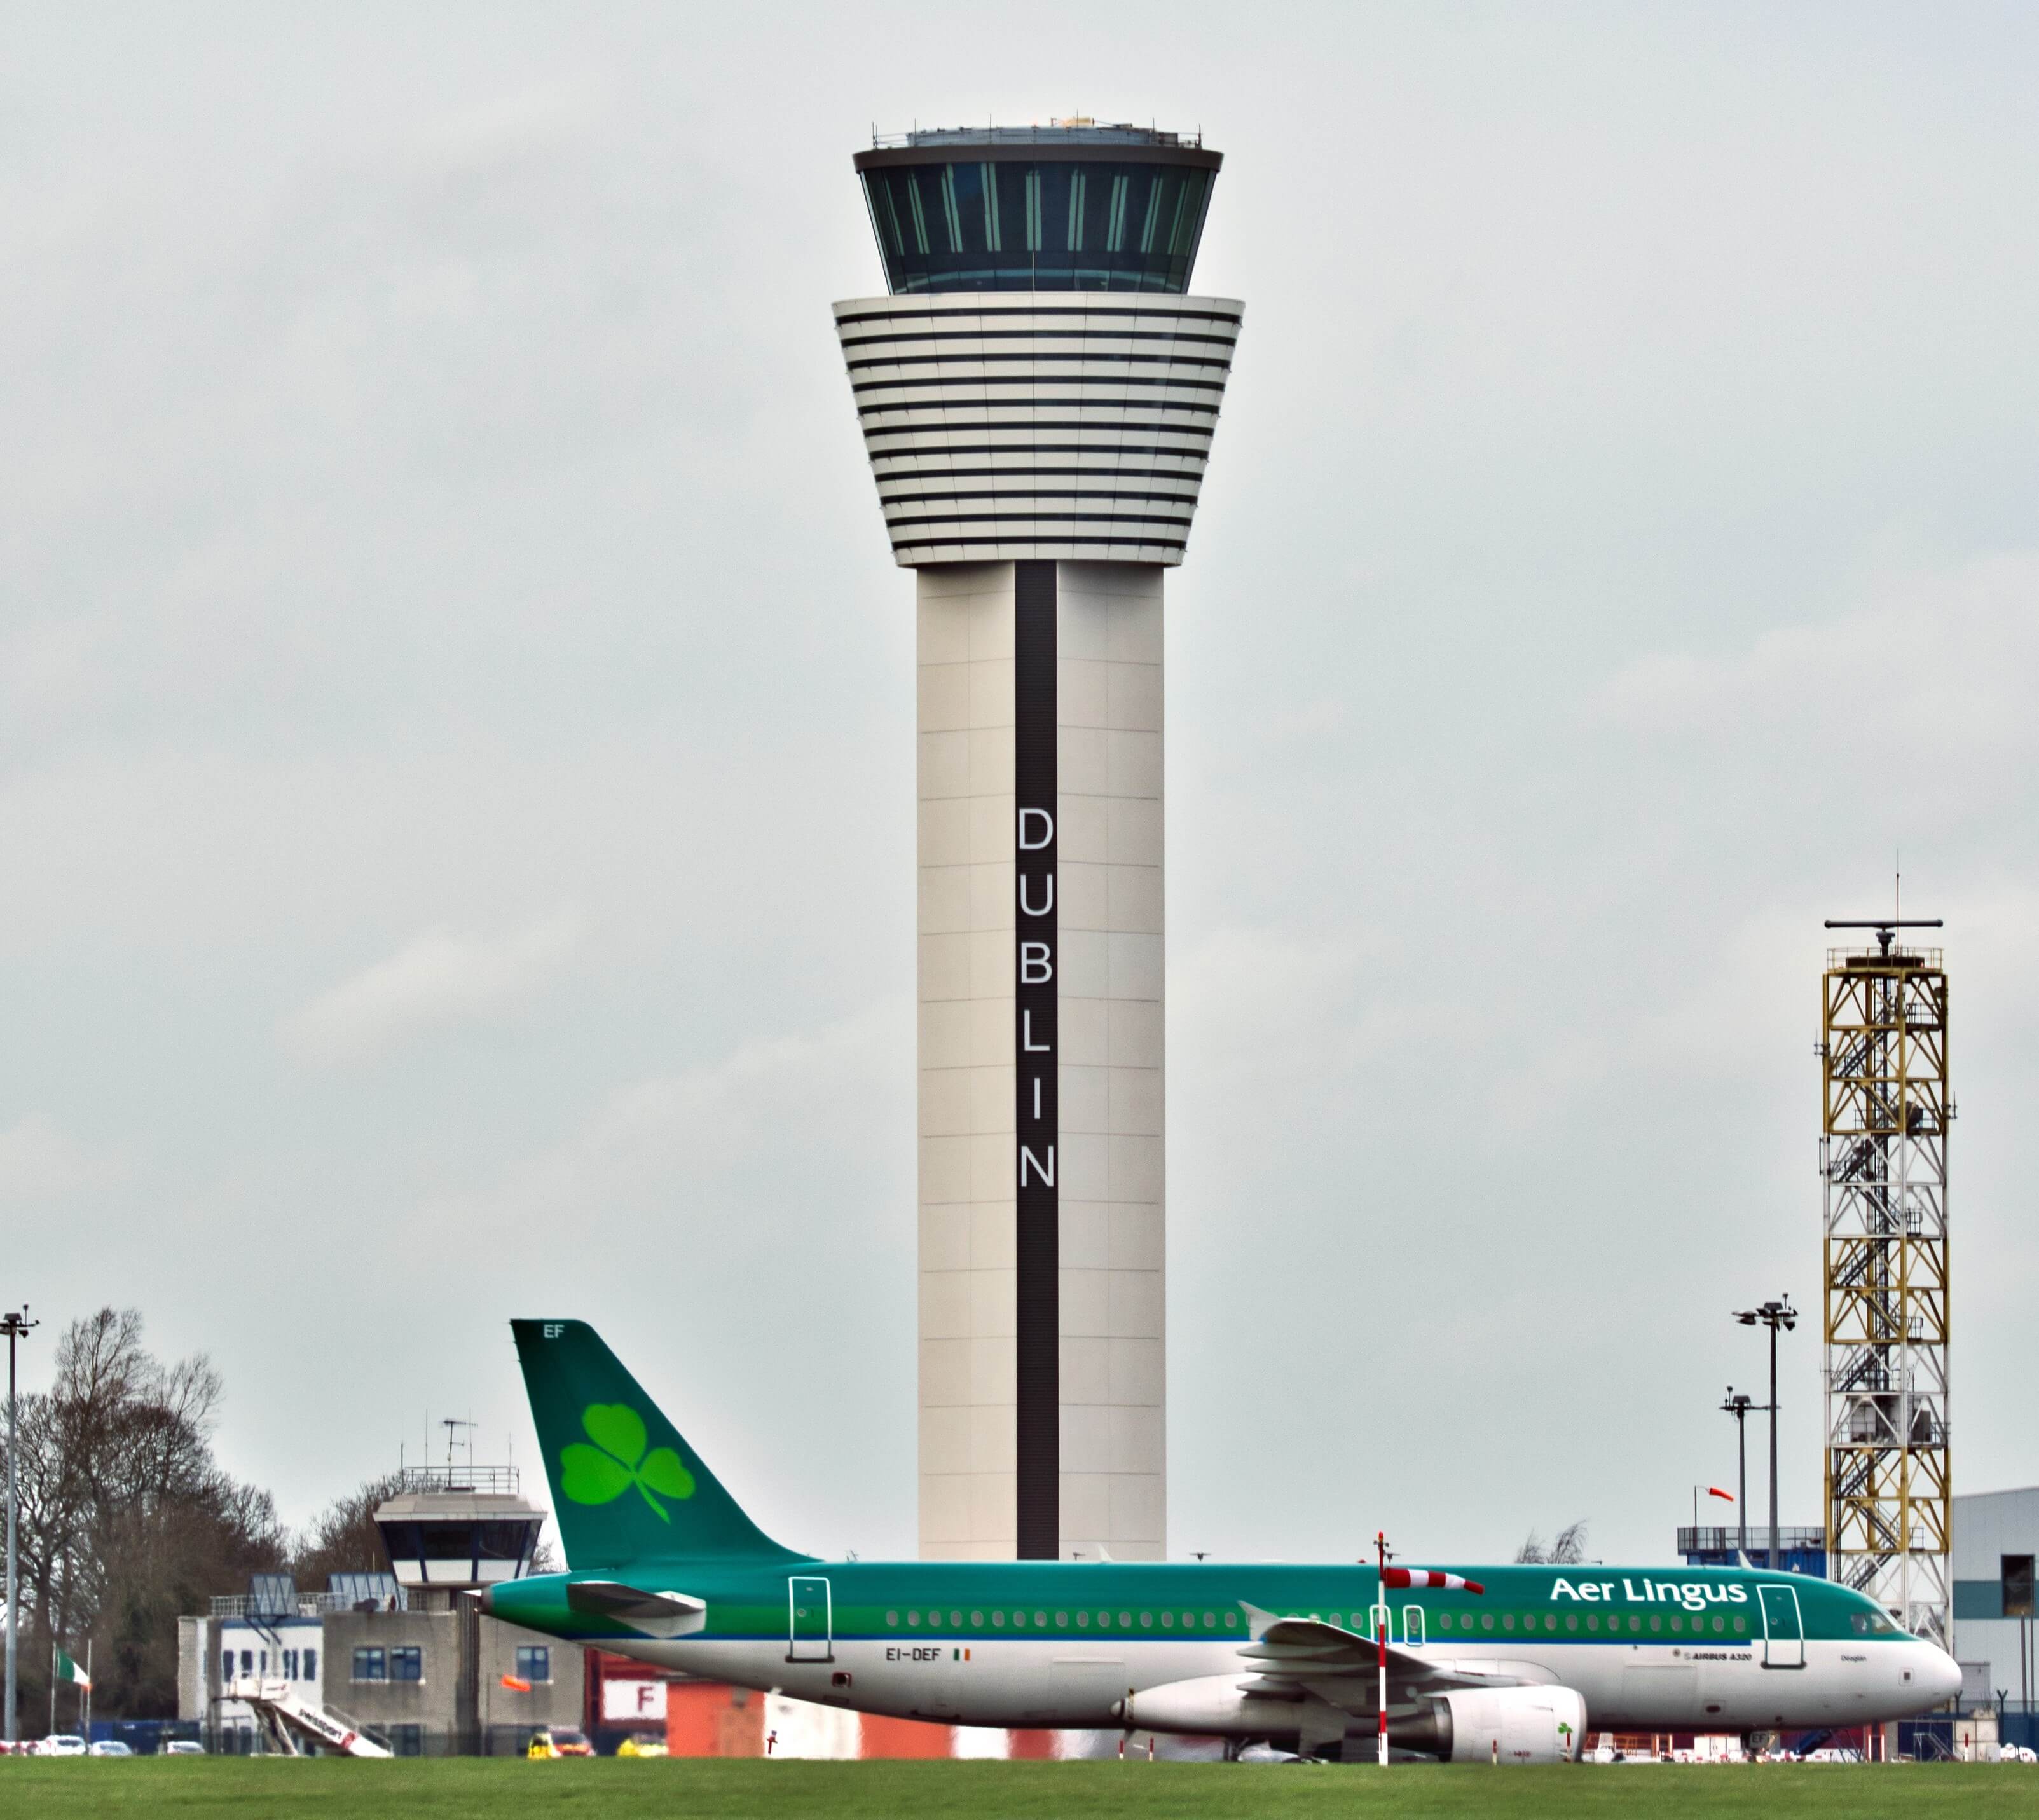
[1722,1390,1755,1560]
[1733,1299,1797,1570]
[3,1306,37,1746]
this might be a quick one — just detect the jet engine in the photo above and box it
[1116,1676,1584,1765]
[1114,1675,1310,1738]
[1391,1686,1586,1764]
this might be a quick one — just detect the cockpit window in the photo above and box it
[1850,1610,1900,1635]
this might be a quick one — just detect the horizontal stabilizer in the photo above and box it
[566,1580,708,1639]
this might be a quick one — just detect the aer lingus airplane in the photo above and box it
[483,1321,1961,1762]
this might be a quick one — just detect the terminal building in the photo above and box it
[835,122,1241,1564]
[178,1465,584,1755]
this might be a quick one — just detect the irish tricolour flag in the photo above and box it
[53,1647,90,1692]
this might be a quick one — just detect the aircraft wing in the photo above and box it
[1236,1604,1539,1716]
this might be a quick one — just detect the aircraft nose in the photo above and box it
[1926,1647,1963,1704]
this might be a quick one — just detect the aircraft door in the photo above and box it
[1758,1584,1804,1669]
[788,1577,833,1662]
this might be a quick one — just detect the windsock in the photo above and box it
[1708,1487,1734,1502]
[1383,1568,1485,1595]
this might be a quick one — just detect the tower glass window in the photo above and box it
[856,127,1218,294]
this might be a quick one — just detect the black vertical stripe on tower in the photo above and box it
[1013,558,1060,1561]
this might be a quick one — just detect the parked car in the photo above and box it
[39,1735,88,1756]
[88,1741,134,1757]
[526,1726,594,1758]
[162,1741,207,1756]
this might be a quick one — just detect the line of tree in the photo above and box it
[8,1308,413,1722]
[1515,1520,1591,1564]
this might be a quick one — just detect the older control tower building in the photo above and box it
[834,123,1240,1563]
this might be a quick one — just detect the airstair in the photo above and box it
[224,1676,392,1757]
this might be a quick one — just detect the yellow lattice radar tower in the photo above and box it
[1820,917,1949,1647]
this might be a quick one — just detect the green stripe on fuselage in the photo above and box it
[487,1560,1907,1648]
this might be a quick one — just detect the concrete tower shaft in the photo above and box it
[835,125,1240,1563]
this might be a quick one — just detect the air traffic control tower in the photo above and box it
[834,123,1240,1563]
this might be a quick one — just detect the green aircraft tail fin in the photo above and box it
[511,1319,804,1569]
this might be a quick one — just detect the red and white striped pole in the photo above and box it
[1371,1558,1485,1768]
[1375,1531,1389,1767]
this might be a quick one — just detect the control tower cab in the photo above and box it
[373,1465,544,1593]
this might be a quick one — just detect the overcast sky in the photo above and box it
[4,3,2036,1571]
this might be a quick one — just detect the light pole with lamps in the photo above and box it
[1733,1298,1797,1570]
[1721,1390,1755,1562]
[3,1306,37,1748]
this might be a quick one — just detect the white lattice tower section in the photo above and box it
[1821,943,1951,1646]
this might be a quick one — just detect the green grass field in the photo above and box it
[1,1758,2035,1819]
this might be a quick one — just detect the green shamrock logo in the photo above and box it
[559,1404,695,1521]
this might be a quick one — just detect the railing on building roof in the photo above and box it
[394,1463,522,1496]
[871,123,1201,151]
[210,1589,405,1618]
[1676,1526,1827,1556]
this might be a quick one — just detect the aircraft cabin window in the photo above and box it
[1565,1615,1577,1631]
[970,1612,983,1627]
[1036,1612,1047,1627]
[1053,1612,1065,1627]
[1734,1617,1747,1634]
[1482,1614,1495,1632]
[1225,1613,1239,1628]
[989,1611,1003,1627]
[1670,1615,1682,1632]
[1076,1612,1089,1627]
[949,1611,961,1627]
[1584,1616,1597,1632]
[1141,1613,1153,1628]
[887,1612,900,1627]
[1404,1606,1425,1646]
[1160,1611,1173,1627]
[906,1611,919,1627]
[1502,1615,1515,1631]
[1202,1611,1215,1628]
[1118,1611,1131,1627]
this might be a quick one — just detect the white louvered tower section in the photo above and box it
[833,294,1241,566]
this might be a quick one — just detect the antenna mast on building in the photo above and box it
[1819,907,1950,1646]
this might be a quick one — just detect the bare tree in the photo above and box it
[1514,1519,1590,1565]
[293,1474,405,1591]
[14,1308,287,1721]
